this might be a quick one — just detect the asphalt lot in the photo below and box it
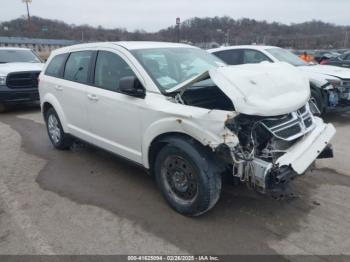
[0,106,350,259]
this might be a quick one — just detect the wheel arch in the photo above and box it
[142,117,228,169]
[41,94,69,132]
[147,132,207,172]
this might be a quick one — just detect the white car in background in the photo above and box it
[209,45,350,114]
[0,47,44,112]
[39,42,335,216]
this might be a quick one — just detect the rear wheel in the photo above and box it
[44,108,73,150]
[154,139,222,216]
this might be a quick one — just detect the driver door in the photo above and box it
[86,50,145,163]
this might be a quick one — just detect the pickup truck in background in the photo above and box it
[0,47,44,112]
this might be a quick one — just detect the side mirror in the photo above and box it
[119,76,145,98]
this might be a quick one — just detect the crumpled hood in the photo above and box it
[299,64,350,80]
[209,62,310,116]
[167,62,310,116]
[0,62,44,76]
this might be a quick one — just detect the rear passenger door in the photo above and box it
[86,50,144,163]
[61,50,93,137]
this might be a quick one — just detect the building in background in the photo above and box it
[0,36,79,58]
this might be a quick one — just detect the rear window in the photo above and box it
[45,54,67,77]
[63,51,93,84]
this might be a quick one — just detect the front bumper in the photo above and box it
[0,86,39,105]
[276,118,335,174]
[250,118,335,193]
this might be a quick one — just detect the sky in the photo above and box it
[1,0,349,32]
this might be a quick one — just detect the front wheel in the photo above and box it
[310,88,325,115]
[154,139,222,216]
[44,108,73,150]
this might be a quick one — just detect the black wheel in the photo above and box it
[44,108,73,150]
[0,103,7,113]
[154,138,222,216]
[310,88,325,115]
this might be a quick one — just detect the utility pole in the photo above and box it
[22,0,32,36]
[344,31,349,48]
[226,29,230,46]
[176,17,181,43]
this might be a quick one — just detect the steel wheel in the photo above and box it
[161,155,198,203]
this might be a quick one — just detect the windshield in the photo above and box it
[131,47,225,91]
[266,48,307,66]
[0,49,42,63]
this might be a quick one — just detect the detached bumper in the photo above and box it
[276,118,335,174]
[250,118,335,194]
[0,87,39,105]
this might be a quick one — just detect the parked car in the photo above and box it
[314,50,341,64]
[209,45,350,114]
[322,52,350,68]
[39,42,335,216]
[0,47,44,112]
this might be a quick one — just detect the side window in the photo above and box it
[45,54,67,77]
[213,50,243,65]
[243,50,271,64]
[94,51,136,92]
[64,51,93,84]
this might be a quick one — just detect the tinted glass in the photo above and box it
[94,51,136,91]
[213,49,242,65]
[64,51,93,83]
[45,54,67,77]
[0,49,41,63]
[243,49,271,64]
[132,48,225,91]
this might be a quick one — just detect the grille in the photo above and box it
[6,71,40,89]
[260,104,315,141]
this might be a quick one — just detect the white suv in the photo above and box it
[39,42,335,216]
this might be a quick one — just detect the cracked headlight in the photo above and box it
[0,76,6,86]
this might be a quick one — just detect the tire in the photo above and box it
[154,138,222,216]
[0,103,7,113]
[44,108,73,150]
[310,88,325,115]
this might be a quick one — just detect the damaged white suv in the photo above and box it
[39,42,335,216]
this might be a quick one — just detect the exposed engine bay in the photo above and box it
[170,74,334,198]
[223,104,318,196]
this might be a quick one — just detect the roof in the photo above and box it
[208,45,278,53]
[0,36,79,46]
[113,41,195,50]
[51,41,197,55]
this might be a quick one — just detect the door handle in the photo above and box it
[87,94,99,101]
[55,85,63,91]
